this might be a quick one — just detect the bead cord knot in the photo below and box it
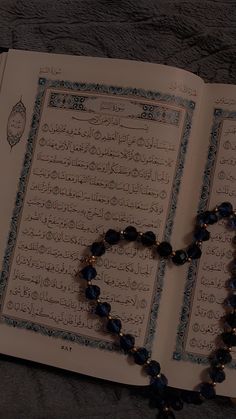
[79,202,235,418]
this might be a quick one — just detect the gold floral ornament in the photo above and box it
[7,98,26,150]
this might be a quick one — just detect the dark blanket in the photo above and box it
[0,1,236,418]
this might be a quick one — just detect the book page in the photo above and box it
[159,84,236,397]
[0,49,204,385]
[0,52,7,93]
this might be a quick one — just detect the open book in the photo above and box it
[0,49,235,397]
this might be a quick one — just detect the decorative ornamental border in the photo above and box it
[173,108,236,368]
[0,77,195,352]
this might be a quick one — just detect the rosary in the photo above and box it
[79,201,236,418]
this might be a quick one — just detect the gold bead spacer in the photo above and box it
[87,280,92,286]
[171,251,176,257]
[119,332,123,337]
[85,255,97,265]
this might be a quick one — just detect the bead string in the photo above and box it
[79,202,236,419]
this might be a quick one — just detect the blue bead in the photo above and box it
[140,231,156,247]
[133,347,149,365]
[170,398,183,411]
[187,243,202,259]
[218,202,233,217]
[230,260,236,275]
[209,367,225,383]
[227,278,236,290]
[90,241,106,256]
[197,211,218,225]
[157,241,173,257]
[221,332,236,346]
[95,302,111,317]
[199,382,216,399]
[228,215,236,230]
[107,318,122,334]
[172,250,188,265]
[194,227,210,241]
[211,348,232,365]
[120,334,135,351]
[225,294,236,308]
[225,312,236,328]
[80,265,97,280]
[150,374,168,391]
[167,391,183,411]
[208,211,219,224]
[123,226,138,241]
[105,229,121,244]
[196,212,209,225]
[85,285,100,300]
[181,391,202,405]
[145,360,161,377]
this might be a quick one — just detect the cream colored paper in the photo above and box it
[0,51,203,384]
[156,84,236,397]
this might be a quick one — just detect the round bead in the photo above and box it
[140,231,156,247]
[172,250,188,265]
[218,202,233,218]
[225,312,236,328]
[227,277,236,290]
[209,367,226,383]
[95,302,111,317]
[228,215,236,230]
[104,229,121,244]
[181,390,203,405]
[230,261,236,276]
[197,211,218,225]
[221,332,236,346]
[80,265,97,280]
[199,382,216,399]
[194,227,210,242]
[211,348,232,365]
[120,334,135,351]
[225,294,236,308]
[123,226,138,241]
[150,374,168,391]
[157,241,173,257]
[90,241,106,256]
[207,211,219,224]
[85,285,100,300]
[187,243,202,259]
[170,398,183,411]
[145,360,161,377]
[107,318,122,334]
[133,347,149,365]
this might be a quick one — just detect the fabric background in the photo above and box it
[0,1,236,418]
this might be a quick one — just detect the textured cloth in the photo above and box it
[0,1,236,418]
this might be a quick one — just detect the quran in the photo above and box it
[0,49,235,397]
